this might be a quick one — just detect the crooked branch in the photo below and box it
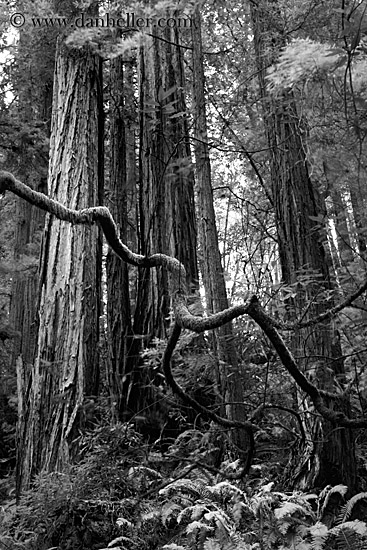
[1,170,367,430]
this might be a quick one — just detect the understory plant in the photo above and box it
[140,479,367,550]
[1,422,367,550]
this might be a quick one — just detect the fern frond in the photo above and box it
[329,522,367,550]
[177,504,210,523]
[140,508,161,522]
[337,493,367,524]
[204,509,232,530]
[251,492,279,517]
[319,485,348,521]
[209,481,247,501]
[186,520,214,534]
[198,485,215,501]
[277,517,293,535]
[329,519,367,537]
[107,534,135,547]
[159,478,205,499]
[308,521,329,550]
[161,501,182,527]
[232,500,254,525]
[275,501,310,520]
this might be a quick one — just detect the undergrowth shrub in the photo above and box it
[0,422,165,550]
[1,421,367,550]
[141,480,367,550]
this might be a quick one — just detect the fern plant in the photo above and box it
[263,484,367,550]
[143,479,367,550]
[137,476,256,550]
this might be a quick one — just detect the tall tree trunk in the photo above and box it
[10,22,55,371]
[250,0,356,490]
[126,19,199,417]
[191,7,253,468]
[106,54,133,417]
[16,38,103,494]
[137,24,199,336]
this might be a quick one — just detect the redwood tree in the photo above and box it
[9,12,56,371]
[16,36,103,493]
[250,0,356,490]
[105,51,133,417]
[124,20,200,417]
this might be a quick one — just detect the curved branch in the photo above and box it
[162,322,258,431]
[251,403,306,441]
[163,322,255,475]
[0,171,187,283]
[0,171,255,331]
[247,298,367,429]
[2,170,367,430]
[271,279,367,331]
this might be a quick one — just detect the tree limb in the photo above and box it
[1,170,367,430]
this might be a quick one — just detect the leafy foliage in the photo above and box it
[1,408,367,550]
[267,39,345,92]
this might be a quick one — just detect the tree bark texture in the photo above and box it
[136,22,199,341]
[105,55,133,417]
[16,40,103,494]
[122,21,200,418]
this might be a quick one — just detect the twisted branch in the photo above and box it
[2,170,367,430]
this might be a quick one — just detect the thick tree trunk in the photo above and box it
[191,7,253,467]
[10,189,45,368]
[16,39,103,494]
[250,0,356,490]
[136,24,198,335]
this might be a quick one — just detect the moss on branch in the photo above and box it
[1,169,366,431]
